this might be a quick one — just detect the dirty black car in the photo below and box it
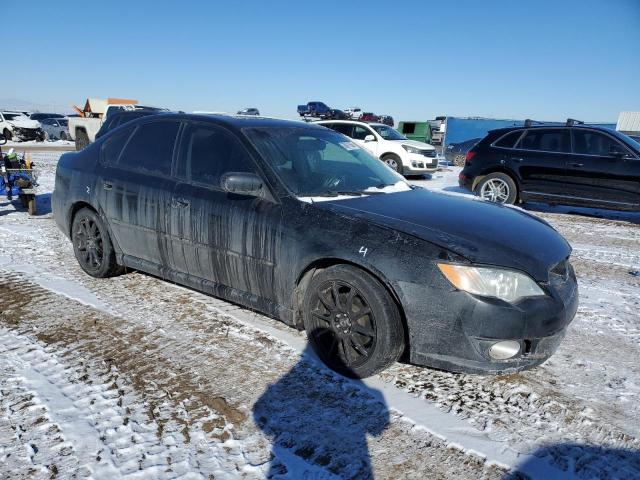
[52,114,578,378]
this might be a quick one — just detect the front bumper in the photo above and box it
[403,153,439,174]
[12,127,43,141]
[397,263,579,374]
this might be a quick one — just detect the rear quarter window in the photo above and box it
[100,126,135,165]
[494,130,523,148]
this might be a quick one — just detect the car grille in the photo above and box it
[421,150,437,158]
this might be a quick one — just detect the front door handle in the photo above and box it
[510,157,524,163]
[103,182,113,190]
[568,162,584,167]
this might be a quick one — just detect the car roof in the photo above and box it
[132,112,325,130]
[491,124,614,134]
[316,119,386,127]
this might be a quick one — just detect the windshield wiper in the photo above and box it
[311,190,386,197]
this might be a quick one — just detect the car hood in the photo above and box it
[313,189,571,281]
[7,119,40,129]
[392,139,434,150]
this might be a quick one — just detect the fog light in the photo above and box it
[488,340,520,360]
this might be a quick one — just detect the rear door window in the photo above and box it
[176,122,255,188]
[572,130,626,157]
[518,129,569,153]
[118,121,181,175]
[326,123,353,137]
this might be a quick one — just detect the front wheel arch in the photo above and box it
[293,257,409,357]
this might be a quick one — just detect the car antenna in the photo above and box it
[565,118,584,126]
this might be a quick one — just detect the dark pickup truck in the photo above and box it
[297,101,331,118]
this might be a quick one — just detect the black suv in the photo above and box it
[459,122,640,211]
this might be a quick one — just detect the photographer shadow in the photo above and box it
[253,335,390,479]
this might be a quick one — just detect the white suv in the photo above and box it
[317,120,438,175]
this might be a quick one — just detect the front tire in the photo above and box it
[71,208,121,277]
[60,131,67,141]
[75,129,90,151]
[303,265,405,378]
[382,154,403,174]
[475,172,518,205]
[2,129,11,141]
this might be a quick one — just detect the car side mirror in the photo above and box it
[364,134,376,142]
[609,146,628,158]
[221,172,264,197]
[0,134,6,145]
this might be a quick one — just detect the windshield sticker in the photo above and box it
[339,141,360,151]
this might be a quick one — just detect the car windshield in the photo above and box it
[619,132,640,151]
[244,127,406,198]
[371,124,406,140]
[59,119,68,126]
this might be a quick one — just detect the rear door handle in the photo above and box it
[172,197,190,208]
[103,182,113,190]
[510,157,524,163]
[568,163,584,167]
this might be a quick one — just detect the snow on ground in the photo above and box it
[0,154,639,479]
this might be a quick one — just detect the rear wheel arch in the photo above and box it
[293,258,409,356]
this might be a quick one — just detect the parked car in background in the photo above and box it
[95,109,163,140]
[307,101,331,118]
[0,111,44,141]
[398,121,432,145]
[40,118,70,140]
[318,120,438,175]
[344,107,363,119]
[360,112,379,123]
[460,123,640,210]
[327,109,349,120]
[237,108,260,116]
[30,112,66,121]
[379,115,394,127]
[297,104,311,116]
[445,137,481,166]
[53,113,577,378]
[69,99,167,150]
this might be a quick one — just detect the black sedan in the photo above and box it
[52,114,577,377]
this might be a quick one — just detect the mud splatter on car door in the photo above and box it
[171,121,283,300]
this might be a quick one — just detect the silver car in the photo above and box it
[40,117,70,140]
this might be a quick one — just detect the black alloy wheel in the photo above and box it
[304,265,404,378]
[71,208,122,277]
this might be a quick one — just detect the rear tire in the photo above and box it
[2,129,11,141]
[303,265,405,378]
[71,207,122,277]
[475,172,518,205]
[60,131,67,141]
[382,154,403,174]
[75,129,90,151]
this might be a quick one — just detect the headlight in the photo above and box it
[437,264,545,302]
[402,145,422,154]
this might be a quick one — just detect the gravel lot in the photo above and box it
[1,152,638,479]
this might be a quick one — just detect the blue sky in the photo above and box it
[5,0,640,121]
